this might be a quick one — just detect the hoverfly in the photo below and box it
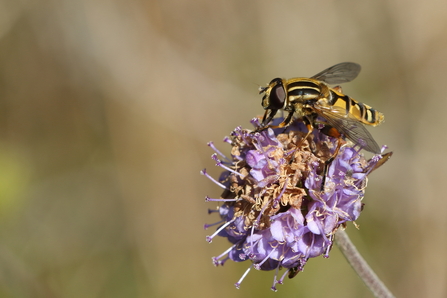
[257,62,384,188]
[258,62,383,153]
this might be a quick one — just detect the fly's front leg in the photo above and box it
[256,109,294,132]
[268,110,294,130]
[254,109,277,132]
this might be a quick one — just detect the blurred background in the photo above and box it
[0,0,446,297]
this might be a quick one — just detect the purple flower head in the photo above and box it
[202,117,391,291]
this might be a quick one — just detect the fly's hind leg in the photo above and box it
[320,137,343,191]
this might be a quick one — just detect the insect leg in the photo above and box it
[332,86,343,93]
[320,132,343,191]
[295,116,315,149]
[258,109,294,131]
[275,110,295,128]
[288,118,314,166]
[288,266,299,279]
[256,109,278,132]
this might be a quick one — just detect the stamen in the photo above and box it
[251,117,261,128]
[311,214,330,243]
[247,225,257,256]
[207,208,219,215]
[207,141,232,162]
[353,144,363,156]
[235,157,243,162]
[252,135,277,171]
[206,218,236,243]
[299,258,307,270]
[252,189,273,230]
[323,235,334,257]
[203,219,224,230]
[257,174,280,188]
[278,268,290,285]
[254,247,277,270]
[211,154,244,177]
[223,136,232,144]
[363,154,383,177]
[205,195,237,202]
[200,169,227,189]
[234,265,253,289]
[212,244,236,266]
[371,154,381,163]
[231,126,243,138]
[203,118,390,290]
[273,178,289,208]
[270,264,280,292]
[302,233,316,259]
[217,256,230,266]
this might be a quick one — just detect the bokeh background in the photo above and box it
[0,0,446,297]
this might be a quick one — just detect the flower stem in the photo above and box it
[335,230,395,298]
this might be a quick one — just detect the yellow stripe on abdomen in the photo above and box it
[331,92,384,126]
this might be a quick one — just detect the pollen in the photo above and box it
[202,117,391,290]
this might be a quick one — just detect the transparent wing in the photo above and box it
[311,62,361,85]
[314,105,380,154]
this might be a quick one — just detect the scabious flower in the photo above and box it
[202,117,390,291]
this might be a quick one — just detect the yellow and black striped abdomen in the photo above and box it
[286,79,323,101]
[330,90,384,126]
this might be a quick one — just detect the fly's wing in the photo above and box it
[311,62,361,85]
[315,105,381,154]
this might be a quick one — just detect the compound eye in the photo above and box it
[268,80,286,109]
